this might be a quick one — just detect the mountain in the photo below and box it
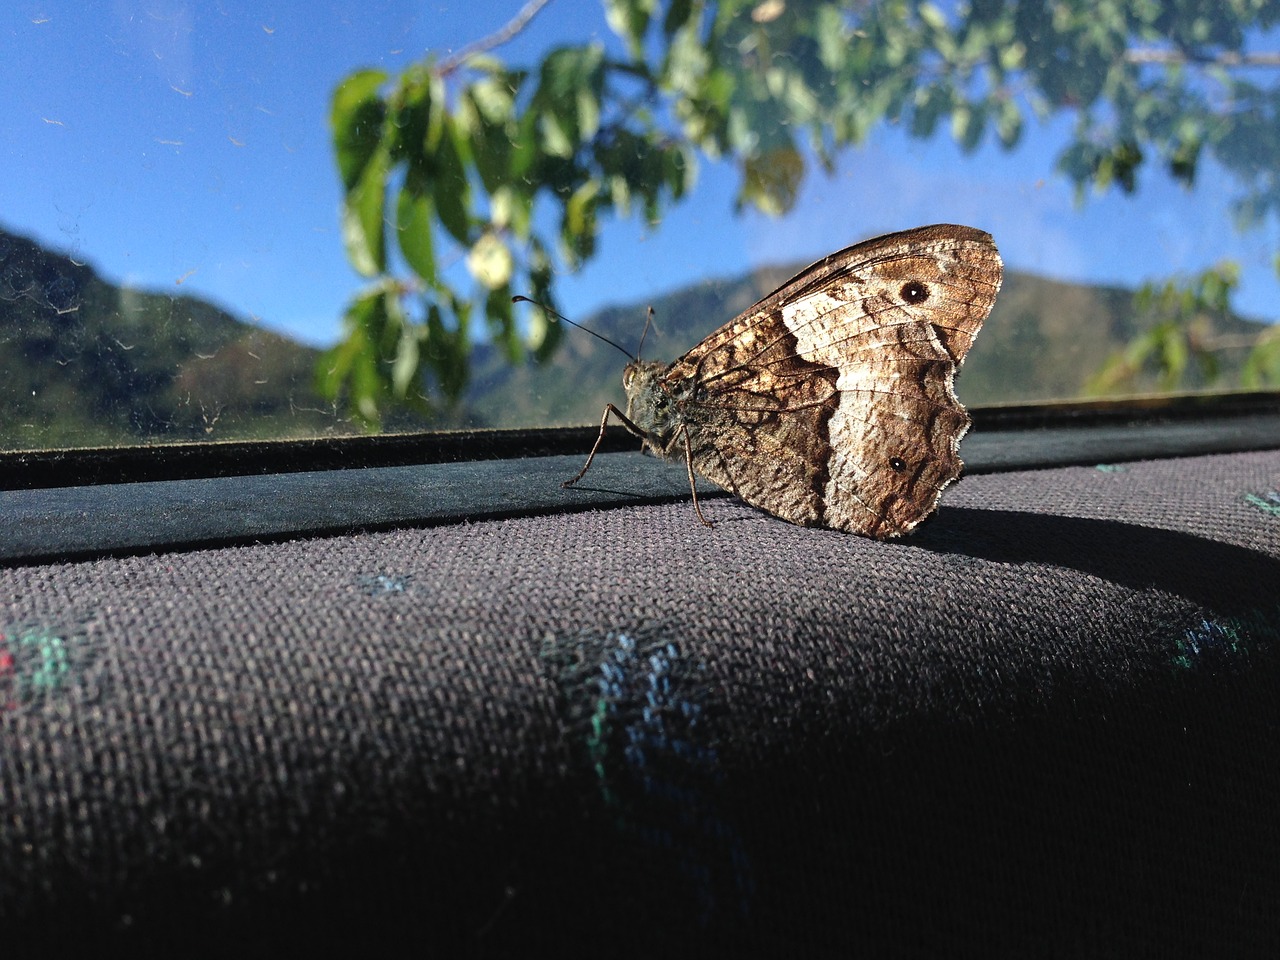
[0,225,359,450]
[2,223,1272,450]
[464,258,1272,428]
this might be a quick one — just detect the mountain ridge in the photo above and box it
[1,223,1270,448]
[464,257,1268,427]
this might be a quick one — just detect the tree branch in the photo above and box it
[436,0,556,76]
[1126,48,1280,67]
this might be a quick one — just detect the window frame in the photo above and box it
[3,390,1278,565]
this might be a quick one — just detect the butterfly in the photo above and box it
[560,224,1003,539]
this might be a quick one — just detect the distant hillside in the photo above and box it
[0,225,355,449]
[2,223,1272,449]
[464,257,1273,427]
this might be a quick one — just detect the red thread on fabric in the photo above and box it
[0,634,15,712]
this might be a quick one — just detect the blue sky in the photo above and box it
[4,1,1279,349]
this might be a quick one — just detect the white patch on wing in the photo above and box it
[776,278,964,535]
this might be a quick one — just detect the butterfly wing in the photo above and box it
[666,223,1003,538]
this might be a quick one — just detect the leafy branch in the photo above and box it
[436,0,556,76]
[1088,261,1280,394]
[321,0,1280,424]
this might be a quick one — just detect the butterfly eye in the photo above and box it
[889,456,908,473]
[900,281,929,304]
[622,367,635,389]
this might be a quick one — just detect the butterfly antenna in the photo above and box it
[512,296,636,361]
[636,306,656,361]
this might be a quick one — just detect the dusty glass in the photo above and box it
[3,1,1277,453]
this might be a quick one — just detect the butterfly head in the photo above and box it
[622,360,681,442]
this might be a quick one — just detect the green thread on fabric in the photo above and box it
[587,696,616,807]
[1244,492,1280,517]
[0,625,99,711]
[22,631,69,693]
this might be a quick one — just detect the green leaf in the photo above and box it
[604,0,654,54]
[539,111,575,157]
[996,98,1023,148]
[460,52,505,75]
[918,3,947,32]
[563,179,601,264]
[387,71,432,163]
[664,143,694,199]
[331,69,388,192]
[911,85,951,139]
[609,173,632,215]
[395,167,436,287]
[662,0,694,37]
[388,298,421,398]
[510,111,542,180]
[526,238,562,362]
[316,329,362,403]
[812,5,848,71]
[462,80,518,194]
[341,146,390,277]
[469,75,517,124]
[1242,333,1280,389]
[509,187,535,240]
[466,232,514,289]
[1094,141,1143,195]
[1169,137,1200,185]
[950,103,986,151]
[355,284,394,350]
[424,302,469,401]
[738,145,804,215]
[320,286,393,427]
[487,287,521,365]
[489,185,514,230]
[1083,351,1134,396]
[997,40,1025,72]
[432,116,471,246]
[1159,324,1189,388]
[577,87,601,142]
[666,26,713,102]
[533,45,605,152]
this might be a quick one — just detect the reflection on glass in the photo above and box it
[3,1,1278,452]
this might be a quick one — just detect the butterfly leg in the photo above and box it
[680,424,713,528]
[563,403,647,488]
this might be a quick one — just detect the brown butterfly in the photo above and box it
[560,224,1003,539]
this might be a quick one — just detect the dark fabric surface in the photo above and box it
[2,448,1279,956]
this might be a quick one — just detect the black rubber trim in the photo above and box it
[2,416,1279,566]
[3,390,1278,492]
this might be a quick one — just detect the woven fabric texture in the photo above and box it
[2,448,1279,956]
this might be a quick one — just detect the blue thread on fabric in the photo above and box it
[357,573,413,596]
[1173,619,1242,670]
[583,631,753,924]
[1172,604,1280,671]
[1094,464,1128,473]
